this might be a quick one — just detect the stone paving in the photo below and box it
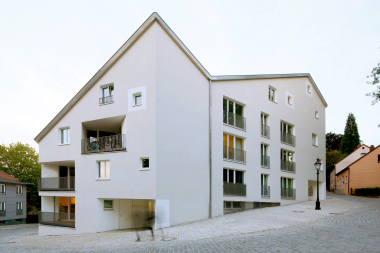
[1,193,379,252]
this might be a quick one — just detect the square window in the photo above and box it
[16,185,22,195]
[98,161,110,178]
[142,158,149,168]
[59,127,70,145]
[0,184,5,194]
[104,200,113,209]
[100,84,114,104]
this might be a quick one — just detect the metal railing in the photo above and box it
[223,146,246,162]
[82,134,126,154]
[281,160,296,173]
[281,188,296,199]
[39,212,75,228]
[223,110,246,130]
[0,210,5,216]
[261,185,270,197]
[261,155,270,168]
[38,177,75,191]
[16,209,23,215]
[261,124,270,138]
[281,132,296,147]
[99,95,114,104]
[223,182,246,196]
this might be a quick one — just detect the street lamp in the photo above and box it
[314,158,322,210]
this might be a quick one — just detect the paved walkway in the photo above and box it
[1,193,379,252]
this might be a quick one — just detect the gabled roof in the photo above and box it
[0,170,20,181]
[334,144,370,168]
[34,12,328,143]
[336,145,379,175]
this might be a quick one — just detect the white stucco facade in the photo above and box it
[35,13,327,235]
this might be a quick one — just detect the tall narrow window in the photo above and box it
[312,134,318,146]
[16,202,22,215]
[261,143,270,168]
[378,154,380,163]
[0,202,5,216]
[261,113,270,138]
[269,86,276,102]
[261,174,269,197]
[281,177,295,199]
[281,149,295,173]
[60,127,70,145]
[223,133,245,162]
[0,184,4,194]
[281,122,295,146]
[16,185,22,195]
[98,161,110,178]
[134,92,142,106]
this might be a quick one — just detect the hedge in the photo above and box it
[354,187,380,196]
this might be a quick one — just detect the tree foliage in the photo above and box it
[367,62,380,105]
[339,113,361,155]
[326,132,343,151]
[0,142,41,213]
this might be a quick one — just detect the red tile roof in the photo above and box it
[0,170,20,181]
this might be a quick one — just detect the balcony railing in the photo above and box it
[261,124,270,138]
[223,110,246,130]
[261,185,270,197]
[0,210,5,216]
[223,146,246,163]
[99,95,114,104]
[281,160,296,173]
[16,209,23,215]
[39,212,75,228]
[38,177,75,191]
[281,188,296,199]
[281,132,296,147]
[261,155,270,168]
[223,182,246,196]
[82,134,126,154]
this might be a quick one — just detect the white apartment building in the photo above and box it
[35,13,327,236]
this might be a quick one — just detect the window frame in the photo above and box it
[97,161,110,179]
[16,185,22,195]
[133,92,142,106]
[103,200,113,210]
[0,184,5,194]
[223,168,245,184]
[268,86,277,103]
[223,132,246,163]
[140,157,150,171]
[285,91,294,108]
[315,111,319,119]
[0,201,5,211]
[59,127,70,145]
[99,83,114,105]
[306,82,313,97]
[16,201,22,210]
[312,133,318,146]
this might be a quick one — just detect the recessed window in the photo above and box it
[261,174,270,197]
[268,86,276,102]
[16,202,22,215]
[16,185,22,195]
[223,168,244,184]
[0,184,5,194]
[281,122,295,146]
[59,127,70,145]
[307,85,311,94]
[315,111,319,119]
[312,134,318,146]
[378,154,380,163]
[223,97,245,130]
[223,133,245,162]
[98,161,110,178]
[285,92,294,108]
[261,113,270,138]
[306,82,313,97]
[261,143,270,168]
[100,84,114,104]
[134,92,142,106]
[141,158,149,170]
[361,153,366,157]
[287,96,293,105]
[104,200,113,209]
[0,202,5,215]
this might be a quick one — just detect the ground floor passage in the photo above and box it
[4,193,380,252]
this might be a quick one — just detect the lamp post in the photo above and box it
[314,158,322,210]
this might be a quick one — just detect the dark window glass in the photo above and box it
[87,130,97,139]
[223,169,228,182]
[233,202,241,208]
[378,155,380,163]
[104,200,113,209]
[142,159,149,168]
[225,201,231,208]
[228,101,233,113]
[223,98,227,111]
[59,166,68,177]
[235,104,243,116]
[228,170,234,183]
[236,171,243,184]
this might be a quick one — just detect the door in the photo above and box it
[133,200,149,229]
[118,199,133,229]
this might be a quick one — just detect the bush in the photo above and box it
[354,187,380,196]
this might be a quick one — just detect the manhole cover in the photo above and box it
[163,237,175,241]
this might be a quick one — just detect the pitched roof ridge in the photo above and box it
[0,170,20,181]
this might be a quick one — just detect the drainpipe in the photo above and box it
[209,79,212,218]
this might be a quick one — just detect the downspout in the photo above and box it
[209,78,212,218]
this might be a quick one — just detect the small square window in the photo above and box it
[59,127,70,145]
[133,92,142,106]
[104,200,113,209]
[16,185,22,195]
[0,184,5,194]
[142,158,149,168]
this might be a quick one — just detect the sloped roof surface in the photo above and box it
[34,12,328,143]
[0,170,20,181]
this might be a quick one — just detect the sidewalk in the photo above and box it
[12,195,356,250]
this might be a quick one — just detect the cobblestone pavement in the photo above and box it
[1,193,379,252]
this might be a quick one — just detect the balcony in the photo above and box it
[281,160,296,173]
[38,177,75,191]
[261,124,270,138]
[82,134,126,154]
[39,212,75,228]
[281,188,296,199]
[99,95,114,105]
[223,146,246,163]
[0,210,5,216]
[16,209,23,215]
[261,185,270,198]
[223,110,246,130]
[261,155,270,168]
[281,132,296,147]
[223,182,246,196]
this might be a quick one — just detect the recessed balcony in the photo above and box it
[223,110,246,130]
[82,134,126,154]
[281,132,296,147]
[261,124,270,138]
[261,155,270,168]
[38,177,75,191]
[281,160,296,173]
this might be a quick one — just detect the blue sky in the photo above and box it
[1,0,379,150]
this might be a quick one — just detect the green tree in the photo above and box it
[0,142,41,213]
[339,113,361,155]
[326,132,343,151]
[367,62,380,127]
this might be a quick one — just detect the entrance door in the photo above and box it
[118,199,133,229]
